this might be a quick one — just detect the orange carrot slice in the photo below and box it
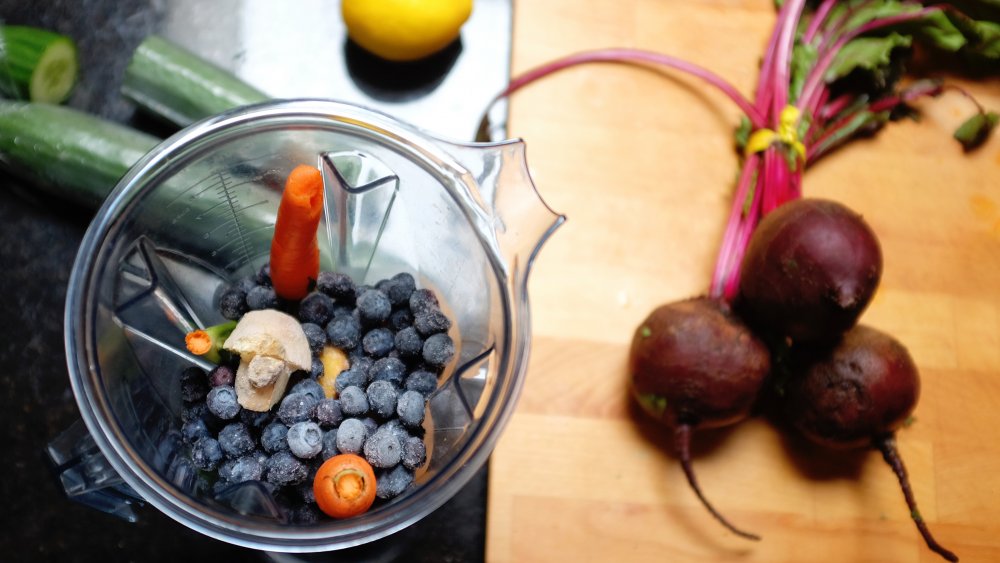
[271,164,324,300]
[185,330,211,355]
[314,454,377,519]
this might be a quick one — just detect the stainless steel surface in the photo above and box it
[158,0,512,141]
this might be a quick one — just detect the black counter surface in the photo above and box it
[0,1,511,561]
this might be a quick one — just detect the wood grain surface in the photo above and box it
[486,1,1000,562]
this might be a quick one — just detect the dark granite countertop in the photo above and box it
[0,1,510,560]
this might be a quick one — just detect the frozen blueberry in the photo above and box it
[181,418,210,444]
[408,288,439,316]
[304,360,321,382]
[246,285,278,310]
[397,390,425,429]
[334,368,368,395]
[297,481,317,504]
[240,408,272,432]
[236,276,258,295]
[287,421,323,459]
[369,357,407,387]
[326,315,361,349]
[361,416,379,436]
[401,436,427,470]
[357,289,391,326]
[266,451,308,486]
[363,427,402,468]
[331,304,354,319]
[217,457,237,482]
[208,364,236,387]
[388,308,413,331]
[301,322,327,353]
[256,263,272,286]
[335,418,368,454]
[422,333,455,368]
[206,385,240,420]
[414,309,452,336]
[376,465,414,500]
[182,402,209,423]
[379,418,412,446]
[219,287,248,320]
[292,505,321,525]
[394,327,423,360]
[321,429,339,460]
[315,398,343,428]
[218,423,255,458]
[278,392,317,425]
[180,366,209,403]
[299,293,335,325]
[261,422,290,453]
[386,272,416,306]
[404,370,438,396]
[290,379,326,402]
[349,355,374,376]
[339,386,369,417]
[191,436,224,471]
[229,453,265,483]
[316,271,356,301]
[363,328,394,358]
[366,380,399,420]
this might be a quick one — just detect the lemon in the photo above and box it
[342,0,473,62]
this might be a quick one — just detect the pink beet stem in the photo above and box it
[495,48,764,128]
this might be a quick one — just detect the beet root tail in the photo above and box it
[675,424,761,541]
[876,435,958,562]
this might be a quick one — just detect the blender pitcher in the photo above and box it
[54,100,564,551]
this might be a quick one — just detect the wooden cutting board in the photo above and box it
[486,1,1000,562]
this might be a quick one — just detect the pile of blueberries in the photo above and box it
[178,266,456,523]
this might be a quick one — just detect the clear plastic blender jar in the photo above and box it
[58,99,563,551]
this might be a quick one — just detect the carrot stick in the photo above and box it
[271,164,325,300]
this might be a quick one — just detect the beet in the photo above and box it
[785,325,957,562]
[736,198,882,344]
[629,297,770,540]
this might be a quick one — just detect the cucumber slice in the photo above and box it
[123,35,269,127]
[0,25,78,103]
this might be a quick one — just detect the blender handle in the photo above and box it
[47,419,142,522]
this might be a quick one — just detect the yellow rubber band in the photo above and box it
[744,106,806,162]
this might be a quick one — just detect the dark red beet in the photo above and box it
[629,297,770,540]
[785,325,958,562]
[737,198,882,344]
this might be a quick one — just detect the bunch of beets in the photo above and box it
[629,197,957,561]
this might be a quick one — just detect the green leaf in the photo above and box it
[953,111,999,151]
[789,42,818,103]
[911,9,968,52]
[825,32,912,83]
[954,17,1000,59]
[843,1,922,33]
[973,19,1000,58]
[734,115,752,151]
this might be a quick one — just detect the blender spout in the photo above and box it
[438,139,565,278]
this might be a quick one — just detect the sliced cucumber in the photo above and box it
[0,25,78,103]
[123,35,269,127]
[0,101,159,207]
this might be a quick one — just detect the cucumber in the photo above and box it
[0,101,159,207]
[122,35,269,127]
[0,25,78,103]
